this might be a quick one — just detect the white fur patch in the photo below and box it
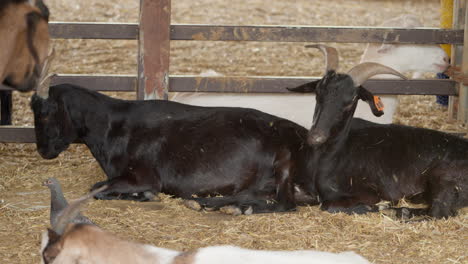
[192,245,370,264]
[143,244,180,264]
[39,230,49,264]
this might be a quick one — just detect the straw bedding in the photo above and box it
[0,0,466,263]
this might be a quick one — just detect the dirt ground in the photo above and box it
[1,0,467,263]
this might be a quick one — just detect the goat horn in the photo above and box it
[52,185,107,235]
[347,62,407,87]
[305,44,339,73]
[36,48,56,99]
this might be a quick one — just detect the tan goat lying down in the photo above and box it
[40,187,370,264]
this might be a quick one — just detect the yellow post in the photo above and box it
[442,0,455,118]
[441,0,453,56]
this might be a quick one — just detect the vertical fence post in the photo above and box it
[449,0,465,119]
[458,2,468,122]
[441,0,453,56]
[438,0,453,110]
[137,0,171,100]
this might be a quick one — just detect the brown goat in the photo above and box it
[41,188,371,264]
[0,0,50,90]
[0,0,50,125]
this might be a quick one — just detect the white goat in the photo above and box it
[172,14,448,126]
[40,188,371,264]
[360,14,449,123]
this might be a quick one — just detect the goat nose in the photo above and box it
[307,130,328,146]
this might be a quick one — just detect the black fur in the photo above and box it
[31,84,321,214]
[289,70,468,219]
[0,91,12,125]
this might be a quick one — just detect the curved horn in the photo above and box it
[305,44,339,73]
[36,48,56,99]
[52,185,107,235]
[347,62,407,87]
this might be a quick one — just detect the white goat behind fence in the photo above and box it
[172,14,448,126]
[359,14,449,123]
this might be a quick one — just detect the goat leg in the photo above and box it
[91,177,158,202]
[0,91,12,125]
[186,192,296,215]
[320,193,380,215]
[426,160,468,219]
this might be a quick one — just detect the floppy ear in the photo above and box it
[42,229,63,264]
[358,86,384,117]
[286,80,320,93]
[47,228,61,244]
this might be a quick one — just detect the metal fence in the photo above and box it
[0,0,465,143]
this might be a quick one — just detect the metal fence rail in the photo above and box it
[0,0,465,142]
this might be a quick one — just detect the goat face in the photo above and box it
[308,71,357,145]
[287,45,405,146]
[288,70,386,146]
[1,0,50,92]
[31,94,76,159]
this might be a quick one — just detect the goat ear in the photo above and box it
[42,230,63,264]
[286,80,320,93]
[47,228,61,243]
[358,86,384,117]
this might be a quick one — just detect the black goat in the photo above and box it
[288,44,468,219]
[31,81,322,214]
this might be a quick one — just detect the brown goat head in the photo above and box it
[41,186,107,264]
[0,0,50,92]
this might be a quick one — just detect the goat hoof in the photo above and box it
[243,206,253,215]
[380,208,397,218]
[143,191,157,201]
[93,192,114,200]
[184,200,202,211]
[377,202,391,211]
[400,208,410,219]
[220,205,242,216]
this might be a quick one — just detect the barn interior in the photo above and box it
[0,0,467,263]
